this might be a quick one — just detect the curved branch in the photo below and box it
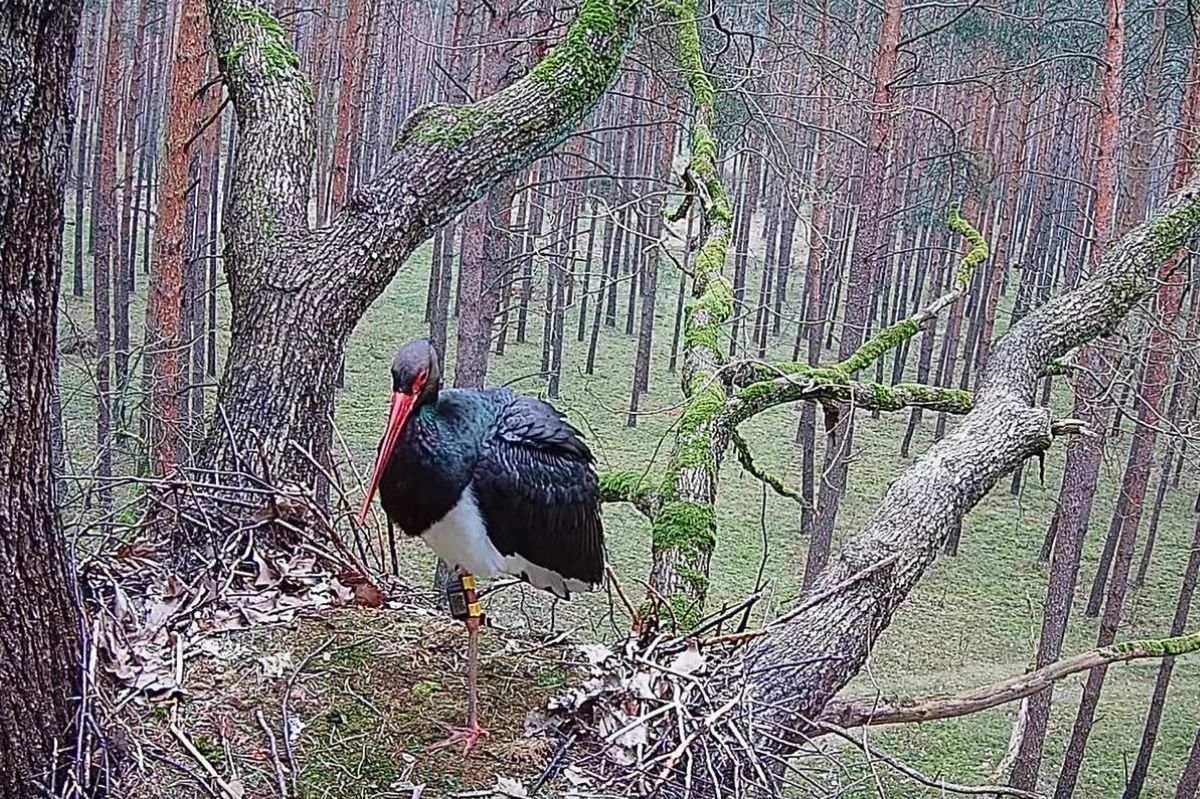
[211,0,644,325]
[818,722,1037,799]
[724,207,986,423]
[722,374,973,425]
[642,0,737,609]
[731,431,807,507]
[821,629,1200,729]
[330,0,643,323]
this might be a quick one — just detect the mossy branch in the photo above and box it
[835,204,989,378]
[731,432,808,507]
[396,0,641,151]
[946,202,989,289]
[598,470,660,518]
[724,370,974,426]
[642,0,735,612]
[822,628,1200,730]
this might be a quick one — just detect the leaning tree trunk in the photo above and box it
[0,2,85,795]
[703,174,1200,799]
[187,0,643,535]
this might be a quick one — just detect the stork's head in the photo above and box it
[391,338,441,401]
[358,339,442,525]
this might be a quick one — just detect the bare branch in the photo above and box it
[821,629,1200,729]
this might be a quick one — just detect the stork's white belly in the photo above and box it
[420,485,507,578]
[420,483,595,599]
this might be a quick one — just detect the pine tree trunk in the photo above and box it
[629,113,673,423]
[92,0,124,519]
[806,0,901,585]
[1179,727,1200,799]
[1036,0,1125,659]
[976,66,1034,376]
[0,3,86,794]
[329,0,367,212]
[576,198,598,342]
[72,8,98,299]
[666,208,694,373]
[728,148,761,355]
[1123,503,1200,798]
[144,0,207,477]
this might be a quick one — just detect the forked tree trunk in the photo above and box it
[186,0,643,537]
[0,3,85,794]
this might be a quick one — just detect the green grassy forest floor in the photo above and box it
[58,200,1200,797]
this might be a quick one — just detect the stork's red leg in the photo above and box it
[427,574,490,755]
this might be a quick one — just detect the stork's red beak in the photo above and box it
[357,391,415,526]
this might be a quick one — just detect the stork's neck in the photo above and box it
[414,375,441,412]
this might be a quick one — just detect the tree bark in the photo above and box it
[0,2,85,795]
[145,0,208,478]
[718,176,1200,796]
[1180,725,1200,799]
[92,0,123,520]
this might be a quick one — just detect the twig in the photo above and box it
[702,628,768,648]
[145,747,222,799]
[770,553,901,628]
[281,636,336,796]
[529,732,577,796]
[823,628,1200,728]
[605,564,641,631]
[256,709,290,799]
[651,695,741,788]
[169,725,239,799]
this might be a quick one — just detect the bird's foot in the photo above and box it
[425,722,490,755]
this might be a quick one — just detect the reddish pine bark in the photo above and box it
[1013,14,1126,792]
[1052,6,1141,796]
[114,0,149,387]
[805,0,901,588]
[329,0,368,212]
[143,0,207,476]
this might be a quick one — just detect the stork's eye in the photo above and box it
[411,369,428,394]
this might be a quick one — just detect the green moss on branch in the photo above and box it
[732,431,807,506]
[836,319,919,376]
[652,501,716,557]
[1106,629,1200,658]
[225,4,301,78]
[947,202,989,288]
[598,470,655,504]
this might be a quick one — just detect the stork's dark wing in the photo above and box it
[473,395,604,598]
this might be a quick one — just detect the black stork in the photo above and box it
[356,339,605,752]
